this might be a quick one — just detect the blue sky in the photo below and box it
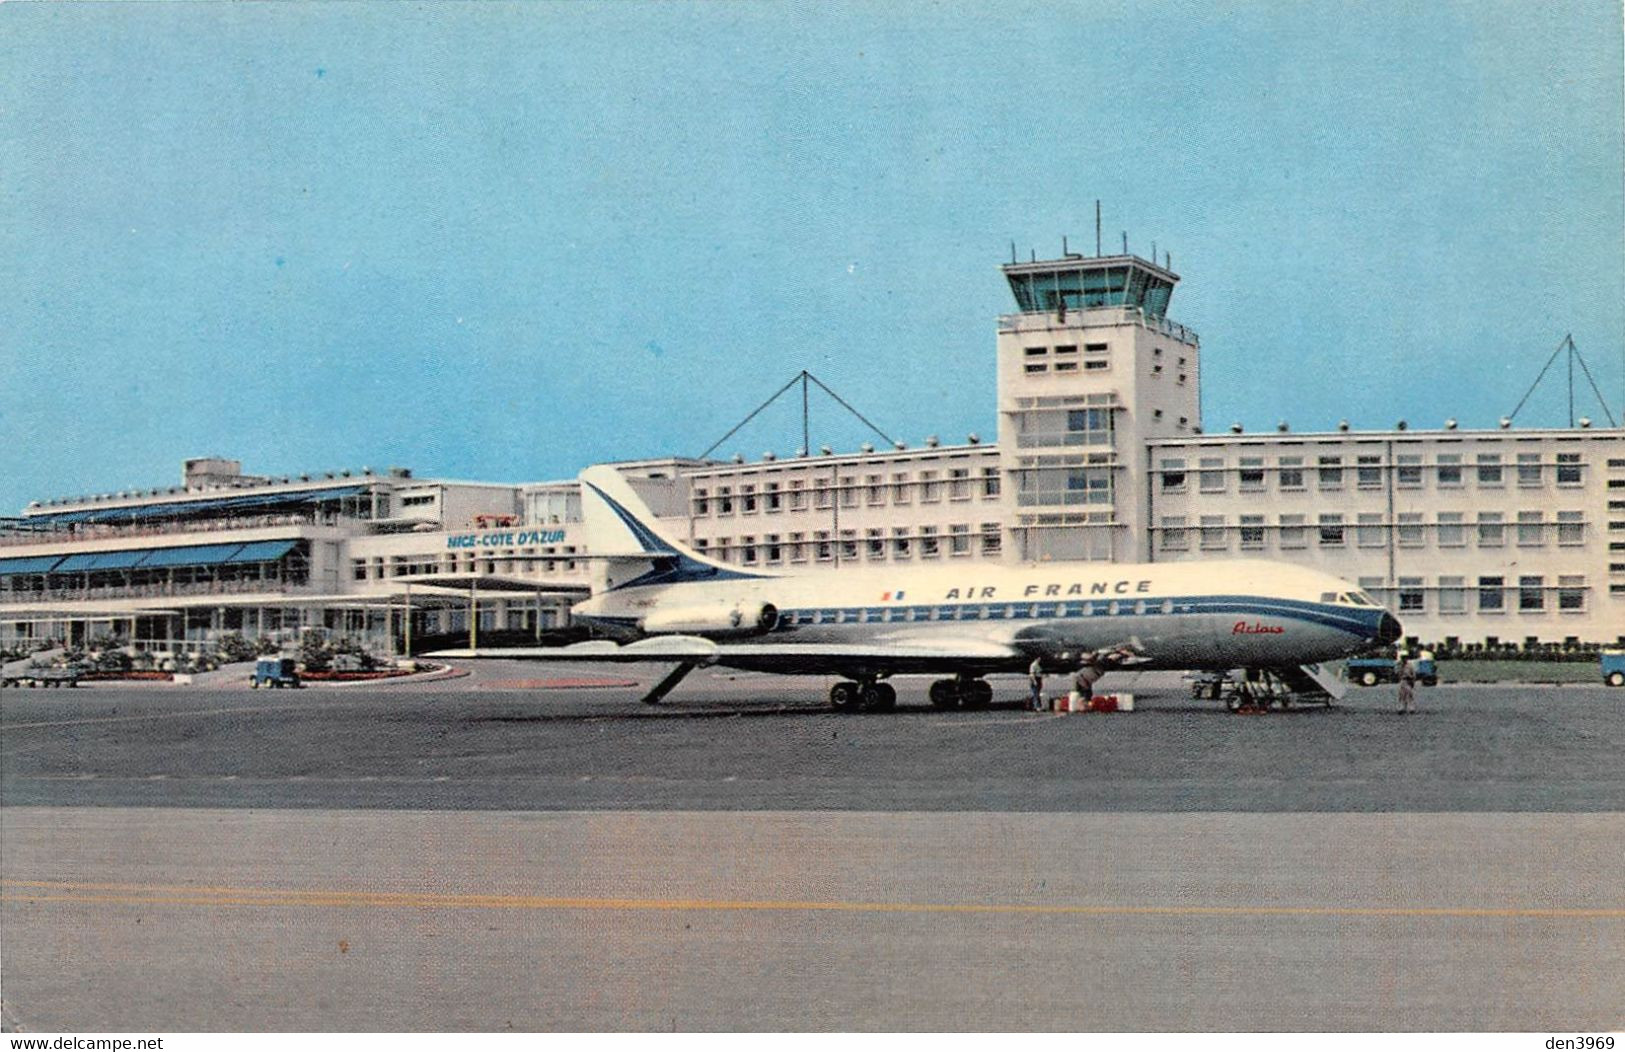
[2,1,1621,511]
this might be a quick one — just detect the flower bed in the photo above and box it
[82,670,174,682]
[299,667,424,682]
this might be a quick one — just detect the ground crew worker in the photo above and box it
[1073,652,1105,707]
[1028,657,1045,711]
[1397,652,1417,714]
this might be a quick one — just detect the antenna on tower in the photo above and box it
[1095,200,1102,256]
[1121,231,1128,254]
[1506,334,1619,428]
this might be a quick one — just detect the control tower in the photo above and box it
[995,251,1202,563]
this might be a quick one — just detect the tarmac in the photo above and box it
[2,662,1622,1030]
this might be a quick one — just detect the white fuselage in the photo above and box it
[573,558,1397,674]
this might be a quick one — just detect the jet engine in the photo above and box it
[641,601,780,638]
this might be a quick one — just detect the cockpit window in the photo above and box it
[1320,592,1338,604]
[1346,592,1376,607]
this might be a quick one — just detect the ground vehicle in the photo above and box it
[1603,649,1625,688]
[250,658,302,689]
[0,664,88,688]
[1346,653,1437,687]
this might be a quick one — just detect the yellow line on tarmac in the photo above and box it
[0,700,338,731]
[3,880,1621,919]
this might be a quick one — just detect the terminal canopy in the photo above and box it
[1003,255,1178,318]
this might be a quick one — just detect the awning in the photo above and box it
[222,540,299,563]
[138,543,249,568]
[54,549,153,572]
[23,485,369,526]
[0,555,65,575]
[0,541,303,576]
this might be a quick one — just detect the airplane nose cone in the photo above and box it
[1376,612,1403,645]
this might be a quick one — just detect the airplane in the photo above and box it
[430,465,1404,711]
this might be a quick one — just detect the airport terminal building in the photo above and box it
[4,251,1622,654]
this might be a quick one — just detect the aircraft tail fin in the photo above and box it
[578,465,771,592]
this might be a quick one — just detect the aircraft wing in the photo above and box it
[429,634,1025,676]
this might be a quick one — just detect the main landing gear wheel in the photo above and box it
[860,682,896,713]
[1360,671,1380,687]
[1608,671,1625,688]
[927,677,992,710]
[831,680,896,713]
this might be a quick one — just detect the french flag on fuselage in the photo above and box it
[881,590,905,601]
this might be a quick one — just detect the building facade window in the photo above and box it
[1478,576,1505,612]
[1199,457,1225,493]
[1477,454,1503,486]
[892,527,911,557]
[981,466,1001,498]
[1517,511,1544,547]
[1279,514,1307,549]
[1556,453,1582,485]
[980,523,1002,556]
[1437,512,1465,546]
[1558,575,1586,611]
[1277,456,1304,490]
[1161,516,1188,551]
[1438,576,1466,614]
[1518,575,1545,611]
[1436,454,1462,487]
[1239,514,1265,550]
[1200,515,1227,550]
[1517,453,1543,487]
[949,468,971,500]
[1318,455,1343,489]
[1160,459,1187,492]
[1396,454,1423,487]
[1557,510,1584,546]
[1239,457,1265,492]
[1397,512,1424,547]
[1356,513,1385,548]
[1318,513,1345,547]
[1357,455,1383,490]
[1477,512,1504,547]
[1397,577,1425,612]
[920,526,940,557]
[949,524,970,555]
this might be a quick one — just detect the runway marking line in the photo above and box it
[3,880,1621,919]
[0,700,341,732]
